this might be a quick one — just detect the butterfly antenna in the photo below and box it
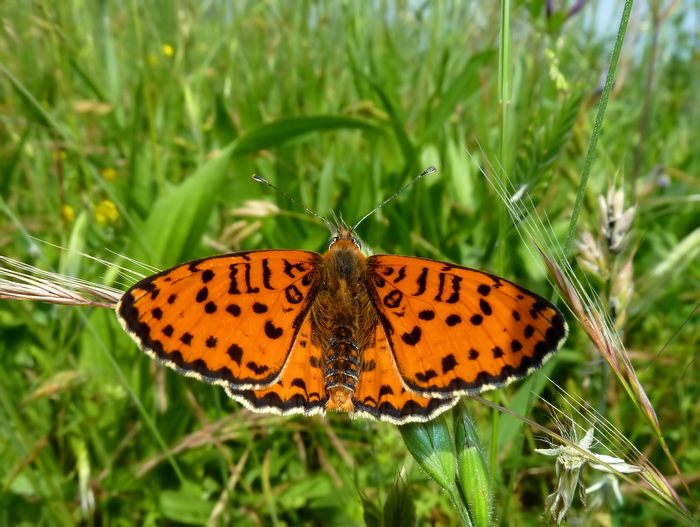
[352,166,437,231]
[252,174,335,232]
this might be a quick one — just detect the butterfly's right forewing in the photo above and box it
[366,255,567,397]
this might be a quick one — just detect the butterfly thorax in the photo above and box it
[310,237,377,413]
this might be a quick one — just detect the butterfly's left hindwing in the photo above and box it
[226,315,327,416]
[366,255,568,397]
[117,250,321,390]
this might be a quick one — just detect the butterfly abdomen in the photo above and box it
[310,241,379,413]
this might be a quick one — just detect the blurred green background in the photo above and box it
[1,1,698,525]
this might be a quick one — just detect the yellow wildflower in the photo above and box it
[61,204,75,223]
[94,200,119,224]
[101,167,118,181]
[162,44,174,57]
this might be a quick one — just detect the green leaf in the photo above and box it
[454,404,492,527]
[497,359,555,455]
[383,476,417,527]
[514,92,583,187]
[159,481,214,525]
[360,491,382,527]
[400,415,456,492]
[132,145,234,267]
[276,474,334,509]
[232,115,380,155]
[364,77,416,172]
[424,49,496,141]
[213,95,238,145]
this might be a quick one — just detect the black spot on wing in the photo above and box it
[414,267,428,296]
[445,275,462,303]
[394,266,406,283]
[441,354,457,374]
[383,289,403,308]
[283,260,306,278]
[228,264,240,294]
[361,359,376,372]
[401,326,422,346]
[226,304,241,317]
[264,320,284,339]
[253,302,268,314]
[479,299,492,316]
[445,314,462,327]
[227,344,243,365]
[379,384,394,397]
[246,361,269,375]
[262,259,273,290]
[418,309,435,321]
[415,369,437,383]
[291,378,307,391]
[196,287,208,303]
[285,284,304,304]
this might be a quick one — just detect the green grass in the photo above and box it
[1,1,699,525]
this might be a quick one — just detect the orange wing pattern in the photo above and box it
[352,324,459,424]
[117,250,321,390]
[226,315,327,416]
[366,255,568,397]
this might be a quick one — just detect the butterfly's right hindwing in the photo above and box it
[352,324,459,424]
[117,250,321,390]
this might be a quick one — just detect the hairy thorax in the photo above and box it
[310,239,378,413]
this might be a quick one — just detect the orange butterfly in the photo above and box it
[117,176,567,425]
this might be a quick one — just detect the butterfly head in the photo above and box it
[328,222,363,252]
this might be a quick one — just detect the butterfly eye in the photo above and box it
[328,235,340,249]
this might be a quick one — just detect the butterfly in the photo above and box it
[117,215,568,425]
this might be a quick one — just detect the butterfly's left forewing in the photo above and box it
[366,255,568,397]
[117,250,321,390]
